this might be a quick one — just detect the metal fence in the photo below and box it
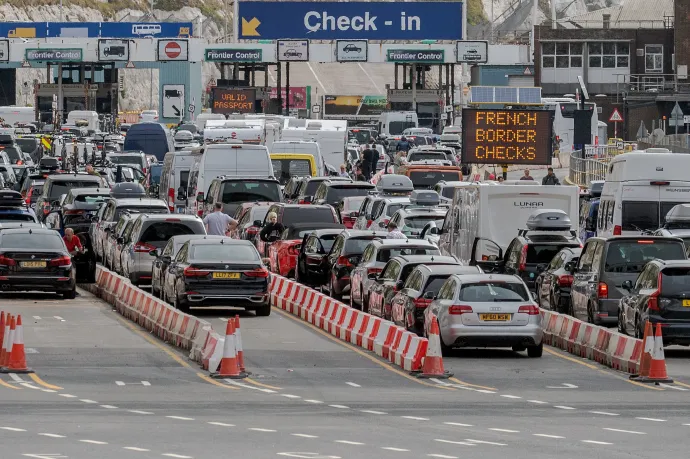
[567,147,613,187]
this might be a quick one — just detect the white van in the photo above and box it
[271,141,325,176]
[598,151,690,237]
[280,124,347,170]
[378,111,419,137]
[195,113,225,131]
[159,149,201,212]
[66,110,99,132]
[438,183,580,264]
[203,119,279,150]
[0,106,35,126]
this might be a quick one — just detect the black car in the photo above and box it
[36,173,107,223]
[295,228,344,287]
[0,228,76,298]
[295,176,352,204]
[619,259,690,344]
[163,238,270,315]
[535,247,582,314]
[312,181,376,208]
[150,234,208,299]
[367,255,459,319]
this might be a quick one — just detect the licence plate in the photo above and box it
[20,261,46,268]
[479,313,511,321]
[212,272,240,279]
[683,300,690,307]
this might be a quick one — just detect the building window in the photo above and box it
[543,56,555,68]
[587,42,629,69]
[645,45,663,73]
[542,42,583,69]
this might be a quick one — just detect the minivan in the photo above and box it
[160,149,201,212]
[123,122,174,162]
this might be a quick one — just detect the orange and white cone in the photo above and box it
[234,315,248,374]
[630,321,653,380]
[0,312,5,363]
[211,319,246,379]
[632,323,672,384]
[0,314,12,369]
[415,316,452,379]
[5,315,32,374]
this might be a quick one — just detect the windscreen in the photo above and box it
[409,171,461,189]
[0,213,35,222]
[342,196,366,212]
[115,206,168,220]
[622,202,659,232]
[605,240,687,273]
[344,237,377,254]
[282,207,335,226]
[457,282,529,302]
[108,155,145,167]
[408,152,446,162]
[149,165,163,184]
[376,246,440,262]
[440,187,455,199]
[303,180,325,196]
[16,138,38,153]
[660,267,690,297]
[389,122,416,135]
[251,207,269,223]
[140,222,201,247]
[348,130,372,144]
[221,181,281,204]
[412,137,428,146]
[325,186,373,203]
[1,233,64,249]
[3,147,22,162]
[271,159,312,185]
[49,180,103,199]
[190,244,259,261]
[319,234,338,253]
[74,194,109,203]
[527,244,579,264]
[403,215,445,229]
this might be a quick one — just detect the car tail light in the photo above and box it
[518,305,540,315]
[449,304,473,315]
[557,274,573,287]
[650,181,670,186]
[65,209,84,215]
[413,298,432,308]
[183,266,210,277]
[245,267,269,278]
[133,242,156,253]
[648,272,663,311]
[246,226,259,236]
[518,244,528,271]
[613,225,622,236]
[597,282,608,299]
[49,255,72,267]
[367,267,382,275]
[298,199,309,204]
[168,188,175,212]
[25,187,33,204]
[0,254,16,266]
[337,256,354,267]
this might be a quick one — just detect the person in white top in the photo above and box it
[387,222,406,239]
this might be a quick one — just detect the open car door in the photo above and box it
[469,237,506,274]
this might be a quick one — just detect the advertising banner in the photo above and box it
[270,87,308,110]
[323,95,387,119]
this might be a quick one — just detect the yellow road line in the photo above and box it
[196,372,239,389]
[543,347,599,370]
[670,380,690,389]
[28,373,63,390]
[114,314,192,369]
[0,378,20,390]
[448,377,497,391]
[626,378,664,391]
[245,377,282,391]
[273,307,454,391]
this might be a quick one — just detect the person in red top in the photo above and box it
[63,228,83,256]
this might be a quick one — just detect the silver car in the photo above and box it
[424,274,543,357]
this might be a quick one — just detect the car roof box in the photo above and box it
[110,182,146,198]
[376,174,414,194]
[526,209,571,231]
[665,204,690,223]
[409,190,440,207]
[0,190,24,207]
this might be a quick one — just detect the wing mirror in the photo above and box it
[253,219,263,227]
[395,280,404,290]
[149,249,159,257]
[161,255,172,264]
[116,237,124,244]
[622,280,633,291]
[195,193,204,202]
[423,290,435,300]
[302,196,313,204]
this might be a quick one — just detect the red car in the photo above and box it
[268,223,345,278]
[337,196,367,229]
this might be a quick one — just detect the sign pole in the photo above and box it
[614,121,617,139]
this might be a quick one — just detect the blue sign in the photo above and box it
[0,22,193,39]
[237,1,463,40]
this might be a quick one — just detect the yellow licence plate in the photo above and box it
[683,300,690,307]
[212,272,240,279]
[20,261,46,268]
[479,313,511,321]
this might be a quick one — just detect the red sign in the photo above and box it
[165,42,182,59]
[609,108,623,123]
[269,87,307,110]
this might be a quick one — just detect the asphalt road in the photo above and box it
[2,282,690,459]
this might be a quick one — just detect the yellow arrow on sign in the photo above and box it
[41,137,51,150]
[242,17,261,37]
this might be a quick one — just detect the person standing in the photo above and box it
[361,144,376,180]
[203,202,238,236]
[339,164,350,177]
[368,139,379,176]
[386,222,406,239]
[542,167,561,185]
[354,165,367,182]
[396,136,411,153]
[259,212,284,243]
[520,169,534,181]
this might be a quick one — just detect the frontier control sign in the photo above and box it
[462,109,553,166]
[26,48,82,61]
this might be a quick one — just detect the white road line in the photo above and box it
[476,389,497,394]
[54,316,64,321]
[9,374,25,382]
[280,394,301,399]
[0,427,27,431]
[248,428,277,432]
[223,379,275,393]
[527,400,549,404]
[430,378,453,386]
[208,422,234,427]
[124,447,150,452]
[581,440,613,445]
[41,389,57,393]
[307,62,329,94]
[291,433,319,438]
[443,422,473,427]
[80,440,108,445]
[361,410,387,415]
[58,394,77,398]
[166,416,194,421]
[100,405,118,409]
[20,383,41,390]
[335,440,364,445]
[346,382,361,387]
[533,434,565,439]
[39,433,66,438]
[32,316,41,320]
[357,63,380,94]
[590,411,619,416]
[162,455,192,459]
[683,424,690,426]
[382,447,410,452]
[401,416,429,421]
[465,439,507,446]
[435,439,476,446]
[304,400,323,404]
[116,381,125,386]
[141,381,151,386]
[80,399,98,404]
[329,404,349,409]
[428,455,459,458]
[603,428,646,435]
[489,428,520,433]
[129,410,154,415]
[500,395,522,399]
[554,406,576,410]
[636,417,666,422]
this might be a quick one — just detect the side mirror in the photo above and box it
[149,249,159,257]
[564,261,574,273]
[351,211,360,218]
[367,272,379,280]
[196,193,204,202]
[430,227,439,235]
[104,227,112,233]
[622,280,633,291]
[423,290,435,300]
[177,189,187,201]
[536,263,546,273]
[162,256,172,264]
[116,237,124,244]
[253,219,263,227]
[378,221,387,228]
[395,280,404,290]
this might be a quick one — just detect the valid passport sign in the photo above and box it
[212,88,256,114]
[462,108,553,166]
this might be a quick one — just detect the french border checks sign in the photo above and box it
[386,49,444,64]
[205,48,262,62]
[98,39,129,61]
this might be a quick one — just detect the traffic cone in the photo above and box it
[0,314,12,369]
[632,323,672,384]
[234,315,249,374]
[630,321,653,380]
[5,315,32,374]
[211,319,245,379]
[414,316,453,379]
[0,312,5,363]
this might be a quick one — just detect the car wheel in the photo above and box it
[62,288,76,300]
[587,303,595,324]
[527,342,543,358]
[86,258,97,283]
[255,303,271,317]
[330,276,342,301]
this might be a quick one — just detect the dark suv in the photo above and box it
[203,177,282,218]
[312,180,376,208]
[36,173,107,223]
[570,236,687,326]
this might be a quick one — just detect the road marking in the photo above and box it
[500,395,521,399]
[100,405,118,409]
[292,434,319,438]
[435,439,476,446]
[249,428,277,432]
[465,439,506,446]
[603,428,646,435]
[162,455,192,459]
[116,381,125,386]
[223,379,274,393]
[58,394,77,398]
[328,405,349,409]
[129,410,154,415]
[196,373,239,389]
[489,428,519,433]
[581,440,613,445]
[244,377,282,391]
[280,394,301,399]
[346,382,361,388]
[448,377,497,391]
[1,427,27,431]
[54,316,64,321]
[208,422,234,427]
[115,316,192,369]
[428,455,459,458]
[33,316,41,320]
[546,383,578,389]
[124,447,150,452]
[23,455,68,459]
[80,399,98,404]
[401,416,429,421]
[79,440,108,445]
[543,347,600,369]
[636,417,666,422]
[590,411,619,416]
[527,400,548,404]
[554,406,576,410]
[533,434,564,439]
[0,379,21,390]
[41,390,57,393]
[361,410,387,415]
[20,383,41,390]
[304,400,324,404]
[166,416,194,421]
[335,440,364,445]
[28,374,63,390]
[9,373,24,382]
[38,433,66,438]
[381,447,409,452]
[659,383,688,391]
[443,422,473,427]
